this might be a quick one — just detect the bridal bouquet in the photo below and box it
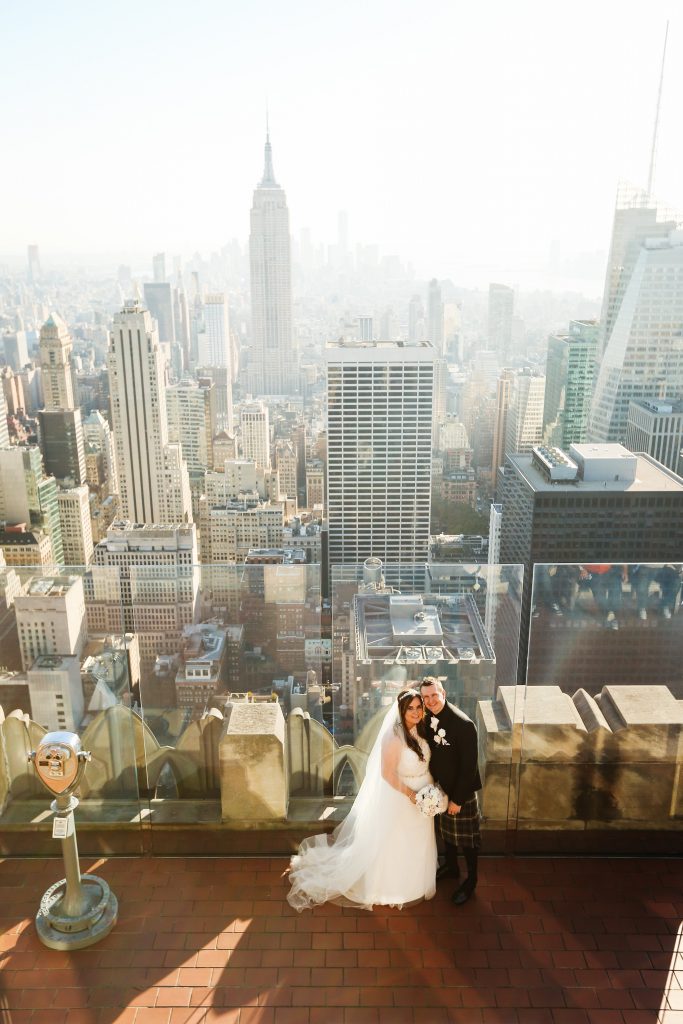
[415,783,448,817]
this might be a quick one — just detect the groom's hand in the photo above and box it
[447,801,461,816]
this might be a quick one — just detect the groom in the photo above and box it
[420,676,482,906]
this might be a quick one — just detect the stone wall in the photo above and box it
[477,684,683,830]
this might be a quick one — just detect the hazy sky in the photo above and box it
[2,0,681,290]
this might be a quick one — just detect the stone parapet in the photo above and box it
[219,701,288,823]
[477,684,683,830]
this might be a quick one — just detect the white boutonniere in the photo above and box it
[430,717,449,745]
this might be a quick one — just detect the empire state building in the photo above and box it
[248,131,297,395]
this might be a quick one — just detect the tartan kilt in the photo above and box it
[438,795,481,849]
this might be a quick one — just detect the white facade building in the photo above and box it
[326,340,434,566]
[108,301,192,524]
[86,522,199,666]
[57,485,93,566]
[240,401,271,469]
[505,372,546,457]
[28,654,83,732]
[275,440,297,501]
[14,575,87,673]
[198,499,284,565]
[39,313,74,410]
[166,379,214,473]
[83,410,119,497]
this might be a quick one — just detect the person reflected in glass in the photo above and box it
[581,563,627,630]
[629,564,658,620]
[555,564,581,614]
[287,689,438,911]
[532,564,562,618]
[656,564,683,620]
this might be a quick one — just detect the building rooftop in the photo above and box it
[511,445,683,494]
[24,575,79,597]
[326,339,435,359]
[631,397,683,416]
[354,592,495,665]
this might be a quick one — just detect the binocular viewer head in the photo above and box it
[29,731,91,797]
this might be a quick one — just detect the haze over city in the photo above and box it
[2,0,682,291]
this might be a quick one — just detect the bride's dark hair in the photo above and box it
[396,689,426,762]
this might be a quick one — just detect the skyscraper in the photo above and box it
[491,369,515,489]
[428,279,444,355]
[408,294,425,342]
[197,293,230,368]
[248,130,296,395]
[589,188,683,443]
[27,244,41,285]
[488,283,514,361]
[0,447,63,562]
[108,300,191,524]
[240,401,271,469]
[37,314,86,485]
[143,281,176,347]
[505,371,546,458]
[542,320,597,447]
[166,378,215,473]
[499,443,683,681]
[57,485,94,565]
[39,314,74,410]
[2,328,29,371]
[153,252,166,283]
[0,385,9,450]
[326,340,434,567]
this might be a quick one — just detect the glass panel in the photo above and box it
[330,561,524,848]
[130,562,324,831]
[523,562,683,843]
[0,564,144,850]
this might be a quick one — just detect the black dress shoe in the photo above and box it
[436,864,460,881]
[451,880,476,906]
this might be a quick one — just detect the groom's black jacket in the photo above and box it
[425,701,482,807]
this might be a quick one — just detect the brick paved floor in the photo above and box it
[0,856,681,1024]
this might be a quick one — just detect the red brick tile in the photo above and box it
[460,989,497,1008]
[551,1011,591,1024]
[358,988,394,1007]
[326,987,361,1007]
[288,987,328,1007]
[168,1011,209,1024]
[629,988,666,1010]
[495,989,531,1008]
[528,987,567,1008]
[444,1011,485,1024]
[203,1011,240,1024]
[239,1010,277,1024]
[323,950,356,967]
[596,990,636,1009]
[134,1011,172,1024]
[481,1011,520,1024]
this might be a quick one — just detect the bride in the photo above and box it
[287,688,438,911]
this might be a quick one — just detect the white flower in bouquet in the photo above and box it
[415,783,448,818]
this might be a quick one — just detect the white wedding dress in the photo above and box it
[287,709,437,911]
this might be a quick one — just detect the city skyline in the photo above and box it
[1,2,682,292]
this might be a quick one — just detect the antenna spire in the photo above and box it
[647,20,669,200]
[260,107,278,187]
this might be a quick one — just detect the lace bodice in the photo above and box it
[398,736,432,787]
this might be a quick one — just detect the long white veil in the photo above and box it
[287,700,402,911]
